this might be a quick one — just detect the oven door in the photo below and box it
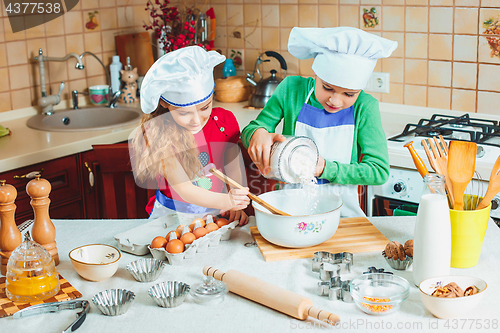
[367,167,423,216]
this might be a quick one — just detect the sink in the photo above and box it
[26,107,142,132]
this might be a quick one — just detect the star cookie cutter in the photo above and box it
[312,251,353,274]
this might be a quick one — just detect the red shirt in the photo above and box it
[146,107,240,214]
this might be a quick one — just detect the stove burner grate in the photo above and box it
[388,113,500,148]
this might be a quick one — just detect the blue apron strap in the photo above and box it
[154,189,214,214]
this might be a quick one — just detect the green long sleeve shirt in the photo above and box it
[241,76,389,186]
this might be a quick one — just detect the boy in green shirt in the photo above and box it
[241,27,397,217]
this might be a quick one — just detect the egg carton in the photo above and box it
[148,220,239,265]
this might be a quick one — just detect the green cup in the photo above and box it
[89,85,109,105]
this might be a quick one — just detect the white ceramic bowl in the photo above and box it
[419,275,487,319]
[69,244,121,281]
[252,188,342,248]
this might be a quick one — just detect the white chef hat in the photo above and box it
[140,46,225,114]
[288,27,398,90]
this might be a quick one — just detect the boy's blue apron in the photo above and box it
[149,189,218,220]
[281,87,365,218]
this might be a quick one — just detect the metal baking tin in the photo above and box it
[312,251,353,274]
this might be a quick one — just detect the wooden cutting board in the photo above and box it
[250,217,389,262]
[115,32,155,76]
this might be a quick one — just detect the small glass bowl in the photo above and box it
[148,281,190,308]
[92,289,135,316]
[350,273,410,315]
[126,258,165,282]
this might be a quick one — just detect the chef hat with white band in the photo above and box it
[140,46,226,114]
[288,27,398,90]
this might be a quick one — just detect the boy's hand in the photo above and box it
[314,155,326,177]
[247,128,286,175]
[221,209,249,226]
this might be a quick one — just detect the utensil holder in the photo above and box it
[449,204,491,268]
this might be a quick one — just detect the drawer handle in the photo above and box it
[13,169,43,179]
[84,162,94,188]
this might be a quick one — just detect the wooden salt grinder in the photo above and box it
[0,180,23,275]
[26,174,59,265]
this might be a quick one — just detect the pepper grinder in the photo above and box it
[0,180,23,275]
[26,174,59,265]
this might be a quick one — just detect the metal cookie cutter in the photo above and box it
[363,266,393,275]
[312,251,353,274]
[317,281,331,296]
[319,262,341,281]
[341,280,353,303]
[312,251,331,272]
[328,276,342,301]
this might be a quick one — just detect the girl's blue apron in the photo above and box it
[149,188,217,220]
[281,87,365,218]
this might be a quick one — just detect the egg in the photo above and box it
[176,224,192,235]
[189,218,206,231]
[216,218,230,228]
[193,227,208,239]
[205,222,219,233]
[180,232,196,245]
[150,236,168,249]
[166,231,179,242]
[166,239,185,253]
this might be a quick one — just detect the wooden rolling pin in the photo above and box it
[203,266,340,325]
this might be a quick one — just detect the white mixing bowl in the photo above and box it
[252,188,342,248]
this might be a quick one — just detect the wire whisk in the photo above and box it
[463,171,485,211]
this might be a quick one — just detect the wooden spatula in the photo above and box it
[448,141,477,210]
[476,155,500,210]
[209,168,291,216]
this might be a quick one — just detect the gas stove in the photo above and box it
[387,114,500,165]
[368,113,500,222]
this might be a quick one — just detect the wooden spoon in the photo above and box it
[476,155,500,210]
[448,141,477,210]
[209,168,291,216]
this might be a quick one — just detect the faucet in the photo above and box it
[78,52,120,108]
[36,49,122,114]
[35,48,85,115]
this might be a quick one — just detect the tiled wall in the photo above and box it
[1,1,499,115]
[0,0,151,112]
[210,0,500,115]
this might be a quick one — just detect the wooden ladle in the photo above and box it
[476,155,500,210]
[209,168,291,216]
[448,141,477,210]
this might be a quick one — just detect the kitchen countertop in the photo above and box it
[1,216,498,332]
[2,100,500,175]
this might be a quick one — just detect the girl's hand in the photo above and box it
[221,188,250,213]
[248,128,286,175]
[221,209,249,226]
[314,155,326,177]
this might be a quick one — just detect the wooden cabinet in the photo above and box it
[0,155,82,224]
[79,150,104,219]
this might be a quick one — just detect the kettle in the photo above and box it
[246,51,287,108]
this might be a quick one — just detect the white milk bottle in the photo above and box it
[413,174,451,287]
